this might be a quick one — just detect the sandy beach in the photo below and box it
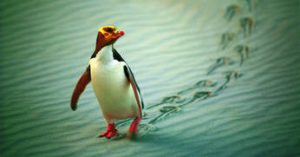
[0,0,299,156]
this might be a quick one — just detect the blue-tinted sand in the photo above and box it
[0,0,299,157]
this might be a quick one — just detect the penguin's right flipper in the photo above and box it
[70,66,91,111]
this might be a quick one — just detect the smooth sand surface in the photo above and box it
[1,0,299,156]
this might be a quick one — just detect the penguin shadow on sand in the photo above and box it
[122,0,259,139]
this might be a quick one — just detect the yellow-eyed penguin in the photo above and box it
[70,26,144,139]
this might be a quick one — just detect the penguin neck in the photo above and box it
[96,45,113,64]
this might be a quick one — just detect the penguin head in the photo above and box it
[96,26,125,47]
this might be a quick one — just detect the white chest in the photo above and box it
[90,59,126,94]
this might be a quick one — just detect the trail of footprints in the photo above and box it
[117,0,258,134]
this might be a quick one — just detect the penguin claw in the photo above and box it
[99,132,107,138]
[127,117,141,140]
[98,130,118,139]
[98,123,118,139]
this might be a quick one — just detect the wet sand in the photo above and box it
[0,0,299,156]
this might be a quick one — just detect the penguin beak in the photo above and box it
[111,30,125,40]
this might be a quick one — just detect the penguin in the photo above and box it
[70,26,144,139]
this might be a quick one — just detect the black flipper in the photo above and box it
[112,47,144,109]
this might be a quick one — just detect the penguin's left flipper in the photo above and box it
[113,47,144,110]
[123,66,143,118]
[70,66,91,111]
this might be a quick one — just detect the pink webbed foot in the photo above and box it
[99,123,118,139]
[127,117,141,139]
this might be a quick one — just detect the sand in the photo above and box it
[0,0,299,156]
